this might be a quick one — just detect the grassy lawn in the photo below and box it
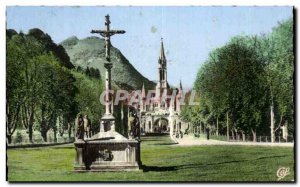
[7,135,294,182]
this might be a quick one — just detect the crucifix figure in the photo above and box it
[91,14,125,131]
[91,15,125,62]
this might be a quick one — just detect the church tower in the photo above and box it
[139,37,186,136]
[157,38,167,89]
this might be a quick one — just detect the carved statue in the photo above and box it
[134,116,140,139]
[127,106,141,139]
[76,114,85,140]
[74,115,79,139]
[131,113,140,139]
[83,115,90,138]
[128,112,135,138]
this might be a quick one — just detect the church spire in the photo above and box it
[179,80,183,90]
[177,80,183,99]
[160,37,166,61]
[157,38,167,89]
[141,82,146,99]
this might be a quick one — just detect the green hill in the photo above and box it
[60,36,155,90]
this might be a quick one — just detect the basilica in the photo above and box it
[137,39,188,137]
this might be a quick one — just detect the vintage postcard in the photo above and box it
[6,6,295,182]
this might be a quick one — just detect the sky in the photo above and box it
[6,6,293,89]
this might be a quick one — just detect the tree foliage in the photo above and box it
[6,29,102,143]
[182,18,294,140]
[72,70,104,132]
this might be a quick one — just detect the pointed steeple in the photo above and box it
[179,80,183,90]
[157,38,167,89]
[141,82,146,99]
[178,80,183,99]
[159,37,166,61]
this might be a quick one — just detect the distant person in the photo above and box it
[206,126,210,140]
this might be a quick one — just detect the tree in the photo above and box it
[72,71,104,131]
[85,67,91,77]
[32,53,76,142]
[7,29,78,143]
[76,66,83,73]
[190,18,293,142]
[18,36,44,142]
[6,34,26,143]
[193,36,269,141]
[261,19,294,142]
[28,28,75,69]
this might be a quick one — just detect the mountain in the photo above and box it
[60,36,155,90]
[28,28,75,69]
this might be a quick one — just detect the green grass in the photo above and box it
[7,135,294,182]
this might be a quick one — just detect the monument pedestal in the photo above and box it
[74,116,142,172]
[74,137,141,171]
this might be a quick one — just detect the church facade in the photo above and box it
[137,39,188,137]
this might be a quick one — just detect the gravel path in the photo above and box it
[173,136,294,147]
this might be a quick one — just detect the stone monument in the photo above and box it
[74,15,141,171]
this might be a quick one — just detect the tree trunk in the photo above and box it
[200,122,202,134]
[68,122,72,139]
[270,104,275,143]
[40,107,48,142]
[216,116,219,136]
[41,121,48,142]
[231,130,235,140]
[226,112,229,141]
[242,131,246,141]
[21,104,35,143]
[28,124,33,143]
[285,121,288,142]
[7,135,12,144]
[6,103,21,144]
[251,129,257,142]
[42,131,47,142]
[53,128,57,143]
[235,129,239,140]
[28,106,35,142]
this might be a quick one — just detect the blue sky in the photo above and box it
[6,6,293,88]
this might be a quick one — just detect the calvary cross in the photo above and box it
[91,14,125,62]
[91,15,125,116]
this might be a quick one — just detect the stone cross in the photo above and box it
[91,14,125,116]
[91,14,125,62]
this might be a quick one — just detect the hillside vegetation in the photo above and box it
[6,29,104,143]
[61,36,155,90]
